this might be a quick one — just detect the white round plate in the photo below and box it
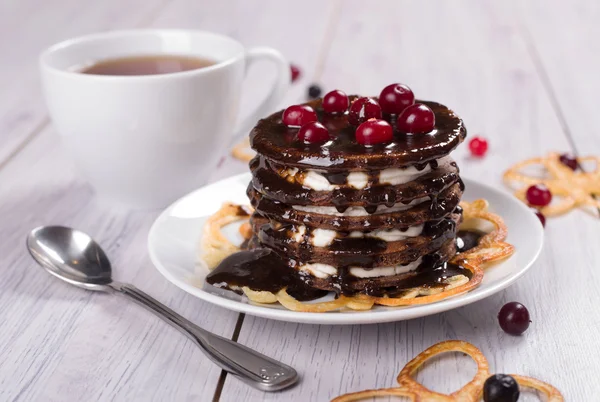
[148,173,543,325]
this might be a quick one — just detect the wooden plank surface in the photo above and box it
[513,0,600,154]
[1,0,599,400]
[218,1,599,400]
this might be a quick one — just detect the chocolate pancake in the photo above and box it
[251,213,460,264]
[248,182,463,231]
[250,155,460,207]
[250,97,467,170]
[291,240,459,294]
[249,229,455,267]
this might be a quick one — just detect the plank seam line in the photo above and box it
[312,0,343,82]
[518,22,599,215]
[135,0,174,28]
[519,26,579,153]
[212,313,245,402]
[0,117,49,172]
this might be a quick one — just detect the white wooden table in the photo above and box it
[1,1,598,400]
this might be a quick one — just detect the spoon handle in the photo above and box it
[109,282,298,392]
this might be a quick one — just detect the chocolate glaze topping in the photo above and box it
[250,97,467,170]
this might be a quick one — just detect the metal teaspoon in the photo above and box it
[26,225,298,392]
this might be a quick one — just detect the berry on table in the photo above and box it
[525,184,552,207]
[378,83,415,114]
[355,119,393,145]
[307,84,322,99]
[298,121,329,143]
[348,97,382,125]
[396,103,435,134]
[498,302,530,335]
[483,374,520,402]
[322,90,349,114]
[532,208,546,227]
[469,137,489,157]
[282,105,318,127]
[559,153,578,170]
[290,64,301,82]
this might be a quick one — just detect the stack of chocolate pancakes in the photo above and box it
[245,96,467,297]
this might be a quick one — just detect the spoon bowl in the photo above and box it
[27,226,113,291]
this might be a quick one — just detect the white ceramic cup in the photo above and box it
[40,30,289,209]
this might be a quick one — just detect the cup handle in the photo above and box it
[233,47,290,138]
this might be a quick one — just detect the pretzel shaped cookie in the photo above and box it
[332,340,564,401]
[503,152,600,216]
[231,137,255,163]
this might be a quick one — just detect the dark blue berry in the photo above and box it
[308,84,322,99]
[484,374,520,402]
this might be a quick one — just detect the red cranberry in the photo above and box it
[323,90,349,114]
[532,208,546,227]
[348,97,382,125]
[290,64,301,82]
[559,153,578,170]
[298,121,329,143]
[379,83,415,114]
[282,105,317,127]
[469,137,489,157]
[396,103,435,134]
[355,119,393,145]
[525,184,552,207]
[498,302,530,335]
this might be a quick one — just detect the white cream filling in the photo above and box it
[350,257,423,278]
[351,225,425,241]
[292,225,306,242]
[380,156,452,185]
[300,263,338,279]
[296,224,425,247]
[292,196,429,216]
[283,156,451,190]
[347,171,369,189]
[311,228,338,247]
[302,171,336,191]
[299,257,423,279]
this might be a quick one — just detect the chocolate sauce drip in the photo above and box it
[422,217,457,237]
[322,171,350,185]
[456,229,485,253]
[206,249,327,301]
[364,205,378,214]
